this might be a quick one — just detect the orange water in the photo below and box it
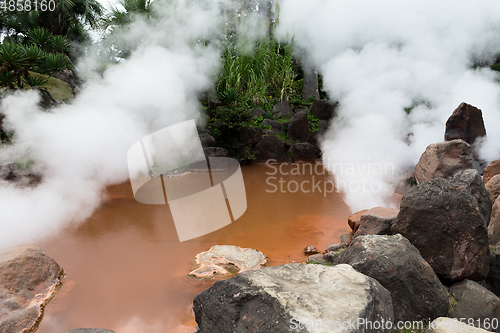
[35,164,353,333]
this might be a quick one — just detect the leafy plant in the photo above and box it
[49,35,71,54]
[23,74,48,87]
[27,28,52,50]
[308,113,319,132]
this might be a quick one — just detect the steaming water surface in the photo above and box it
[35,164,354,333]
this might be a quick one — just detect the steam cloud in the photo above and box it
[277,0,500,211]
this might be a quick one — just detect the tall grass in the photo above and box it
[216,36,296,106]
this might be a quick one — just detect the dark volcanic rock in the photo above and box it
[348,209,368,233]
[340,232,354,246]
[289,142,316,162]
[484,159,500,185]
[254,135,291,163]
[486,244,500,297]
[240,127,263,144]
[0,245,63,333]
[338,234,449,322]
[301,68,320,100]
[203,147,228,157]
[272,100,294,118]
[453,169,492,225]
[310,100,336,121]
[392,177,490,281]
[486,174,500,204]
[251,107,265,118]
[309,129,326,149]
[193,263,394,333]
[414,139,477,184]
[448,279,500,332]
[287,111,310,142]
[263,119,283,134]
[199,133,217,148]
[354,207,399,238]
[445,102,487,145]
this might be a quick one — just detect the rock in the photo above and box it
[486,174,500,203]
[0,162,42,187]
[426,317,491,333]
[453,169,492,224]
[203,147,228,157]
[489,207,500,245]
[444,102,487,146]
[287,111,310,142]
[340,232,353,246]
[318,119,328,129]
[302,68,320,100]
[189,245,267,279]
[240,127,263,144]
[289,142,316,162]
[251,107,265,118]
[354,207,399,238]
[272,100,294,118]
[199,133,217,148]
[282,121,289,131]
[484,160,500,184]
[414,139,478,184]
[263,129,273,135]
[309,129,326,149]
[492,197,500,223]
[303,246,319,255]
[322,250,343,265]
[326,243,344,252]
[0,245,63,333]
[262,119,283,134]
[254,135,291,163]
[348,209,368,233]
[338,234,449,322]
[306,253,327,265]
[448,279,500,332]
[392,177,490,281]
[193,263,394,333]
[66,328,115,333]
[310,100,336,121]
[486,244,500,297]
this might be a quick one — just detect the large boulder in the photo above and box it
[338,234,449,322]
[484,160,500,184]
[263,119,283,134]
[426,318,492,333]
[353,207,399,238]
[486,244,500,297]
[255,135,291,163]
[188,245,267,279]
[199,133,217,148]
[414,139,477,184]
[453,169,492,225]
[301,68,320,100]
[444,102,487,146]
[486,174,500,204]
[289,142,316,162]
[193,263,394,333]
[348,209,368,233]
[272,100,294,118]
[287,111,310,142]
[240,127,263,144]
[489,207,500,245]
[392,176,490,281]
[310,100,336,121]
[0,245,63,333]
[448,279,500,332]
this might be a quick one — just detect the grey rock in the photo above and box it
[240,127,263,144]
[354,207,399,238]
[302,68,320,100]
[199,133,217,148]
[309,129,326,149]
[287,111,310,142]
[251,107,265,118]
[318,119,328,130]
[486,244,500,297]
[203,147,228,157]
[453,169,492,225]
[311,100,336,121]
[290,142,316,162]
[272,100,294,118]
[263,119,283,134]
[326,243,344,252]
[426,317,491,333]
[255,135,291,163]
[306,253,327,265]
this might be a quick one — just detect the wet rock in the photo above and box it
[289,142,316,162]
[392,177,490,281]
[448,279,500,332]
[486,244,500,297]
[445,102,487,146]
[306,253,327,264]
[310,100,336,121]
[203,147,228,157]
[199,133,216,148]
[354,207,399,238]
[347,209,368,233]
[193,263,394,333]
[453,169,492,224]
[251,107,265,118]
[189,245,267,279]
[287,111,310,142]
[272,100,294,118]
[484,159,500,184]
[486,174,500,203]
[414,139,477,184]
[66,328,115,333]
[240,127,263,144]
[340,232,353,246]
[255,135,291,163]
[309,128,326,149]
[338,234,449,322]
[263,119,283,134]
[426,317,491,333]
[302,68,320,100]
[303,246,319,255]
[0,245,63,333]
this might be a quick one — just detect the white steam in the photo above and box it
[277,0,500,212]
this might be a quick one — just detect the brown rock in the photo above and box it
[0,245,63,333]
[239,127,263,144]
[444,102,486,145]
[492,196,500,224]
[490,208,500,245]
[414,139,477,184]
[303,246,319,255]
[340,232,354,246]
[486,174,500,204]
[354,207,399,238]
[254,135,292,163]
[484,159,500,184]
[347,209,367,233]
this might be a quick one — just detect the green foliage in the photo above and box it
[491,63,500,72]
[40,53,70,76]
[49,35,71,54]
[27,28,52,49]
[23,75,48,87]
[308,113,319,132]
[0,72,15,88]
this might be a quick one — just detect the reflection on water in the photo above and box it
[35,164,352,333]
